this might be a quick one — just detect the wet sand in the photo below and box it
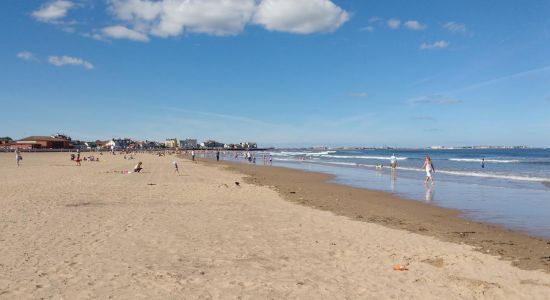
[2,152,550,299]
[201,158,550,273]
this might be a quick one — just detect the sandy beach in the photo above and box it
[1,152,550,299]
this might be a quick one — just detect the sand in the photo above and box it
[208,159,550,273]
[1,152,550,299]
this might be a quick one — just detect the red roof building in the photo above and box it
[15,136,72,149]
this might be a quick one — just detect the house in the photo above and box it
[179,139,197,149]
[0,137,14,149]
[16,136,72,149]
[70,140,87,150]
[165,138,178,148]
[0,137,13,145]
[85,141,97,149]
[201,140,224,149]
[240,142,257,149]
[95,140,109,149]
[105,138,133,150]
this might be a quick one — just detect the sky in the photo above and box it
[1,0,550,148]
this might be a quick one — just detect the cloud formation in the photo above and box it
[443,21,466,34]
[387,18,400,29]
[404,20,426,31]
[102,0,349,41]
[360,25,374,32]
[48,55,94,69]
[17,51,38,61]
[102,25,150,42]
[350,92,368,98]
[254,0,349,34]
[411,95,461,105]
[32,0,74,22]
[420,40,449,50]
[412,116,436,121]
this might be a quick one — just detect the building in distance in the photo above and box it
[179,139,198,149]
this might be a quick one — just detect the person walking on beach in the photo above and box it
[15,149,22,166]
[422,155,435,184]
[75,153,81,166]
[216,150,220,162]
[191,150,195,161]
[173,161,179,174]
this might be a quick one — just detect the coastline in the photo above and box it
[198,158,550,272]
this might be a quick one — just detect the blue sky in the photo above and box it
[1,0,550,147]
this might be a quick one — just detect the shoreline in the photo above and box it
[198,157,550,272]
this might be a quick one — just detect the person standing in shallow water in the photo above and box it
[390,153,397,169]
[422,155,435,184]
[216,150,220,162]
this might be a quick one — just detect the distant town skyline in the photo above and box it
[1,0,550,147]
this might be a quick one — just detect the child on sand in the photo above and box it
[134,162,143,173]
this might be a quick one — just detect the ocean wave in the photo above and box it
[448,158,520,163]
[436,170,550,182]
[323,155,408,160]
[271,151,335,157]
[356,165,550,183]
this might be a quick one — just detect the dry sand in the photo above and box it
[1,152,550,299]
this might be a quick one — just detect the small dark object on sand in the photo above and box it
[235,182,240,186]
[147,183,156,186]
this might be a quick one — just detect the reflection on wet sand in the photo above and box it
[424,184,434,202]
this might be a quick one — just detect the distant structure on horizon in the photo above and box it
[165,138,178,148]
[0,133,263,151]
[179,139,197,149]
[7,135,71,149]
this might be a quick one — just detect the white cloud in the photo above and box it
[32,0,74,22]
[387,18,400,29]
[105,0,349,39]
[17,51,38,61]
[109,0,162,22]
[350,92,368,98]
[413,116,436,121]
[368,17,382,24]
[360,26,374,32]
[419,40,449,50]
[156,0,257,36]
[443,21,466,34]
[410,95,461,105]
[253,0,349,34]
[404,20,426,31]
[48,55,94,69]
[102,25,150,42]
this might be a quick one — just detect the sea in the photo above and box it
[222,148,550,239]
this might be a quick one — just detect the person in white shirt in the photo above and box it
[390,154,397,169]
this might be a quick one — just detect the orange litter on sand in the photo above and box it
[393,264,409,271]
